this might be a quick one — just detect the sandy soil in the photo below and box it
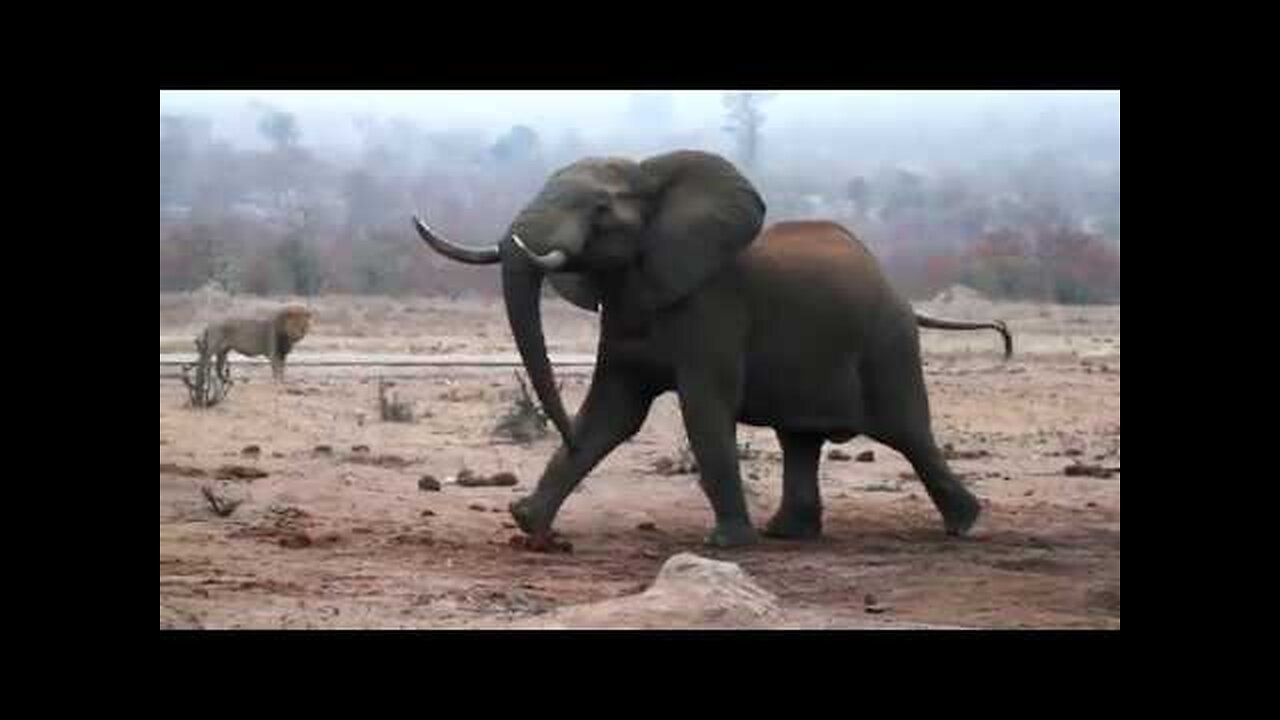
[160,291,1120,629]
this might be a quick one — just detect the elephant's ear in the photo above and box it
[637,150,766,309]
[548,273,602,312]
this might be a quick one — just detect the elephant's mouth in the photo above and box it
[511,234,569,271]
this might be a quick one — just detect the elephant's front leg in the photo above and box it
[676,363,758,548]
[510,369,654,537]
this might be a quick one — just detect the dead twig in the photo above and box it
[378,377,415,423]
[493,371,550,443]
[200,485,243,517]
[181,337,234,408]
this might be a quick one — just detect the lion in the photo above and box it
[197,305,312,382]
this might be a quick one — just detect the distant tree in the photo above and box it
[160,222,228,291]
[722,92,775,171]
[491,125,541,164]
[160,115,212,208]
[342,170,400,232]
[276,232,325,296]
[190,141,245,218]
[258,109,300,151]
[845,176,871,216]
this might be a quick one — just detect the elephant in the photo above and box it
[413,150,1012,547]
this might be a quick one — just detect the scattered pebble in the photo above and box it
[1064,462,1117,479]
[469,503,487,512]
[637,521,658,532]
[241,445,261,457]
[313,445,334,456]
[420,509,436,517]
[456,470,519,487]
[863,593,891,614]
[278,533,312,549]
[418,475,442,492]
[509,533,573,554]
[215,465,268,481]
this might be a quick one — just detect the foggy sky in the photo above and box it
[159,90,1120,163]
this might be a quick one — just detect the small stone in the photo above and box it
[215,465,269,481]
[509,533,572,554]
[469,503,487,512]
[856,450,875,462]
[456,470,519,487]
[418,475,442,492]
[271,452,285,459]
[864,593,891,614]
[313,445,333,456]
[1086,502,1098,508]
[1023,490,1035,497]
[351,445,371,454]
[420,509,436,517]
[278,533,312,549]
[241,445,261,456]
[637,521,658,532]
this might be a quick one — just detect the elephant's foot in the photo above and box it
[937,487,982,537]
[762,509,823,540]
[705,521,760,548]
[509,496,553,536]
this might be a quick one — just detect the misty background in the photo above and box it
[159,90,1120,303]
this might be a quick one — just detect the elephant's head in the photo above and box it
[413,150,766,449]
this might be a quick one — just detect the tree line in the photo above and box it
[160,94,1119,303]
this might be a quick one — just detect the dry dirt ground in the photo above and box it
[160,290,1120,629]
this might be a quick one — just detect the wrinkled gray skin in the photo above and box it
[414,150,1011,547]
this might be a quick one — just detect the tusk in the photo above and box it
[412,216,500,264]
[511,233,569,271]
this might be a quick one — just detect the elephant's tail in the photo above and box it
[915,313,1013,360]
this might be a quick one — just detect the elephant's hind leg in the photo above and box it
[763,430,825,539]
[890,437,981,536]
[866,336,982,536]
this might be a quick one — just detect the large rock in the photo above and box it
[931,284,987,304]
[508,553,782,629]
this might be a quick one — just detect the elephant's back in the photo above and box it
[737,220,899,321]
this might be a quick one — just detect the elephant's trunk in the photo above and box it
[501,248,576,450]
